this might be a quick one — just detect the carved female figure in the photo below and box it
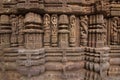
[70,15,76,38]
[51,14,58,35]
[43,14,51,47]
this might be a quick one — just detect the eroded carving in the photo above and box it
[69,15,77,47]
[51,14,58,47]
[10,15,18,47]
[80,15,88,47]
[0,0,120,80]
[111,17,119,45]
[43,14,51,47]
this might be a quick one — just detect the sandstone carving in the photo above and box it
[0,0,120,80]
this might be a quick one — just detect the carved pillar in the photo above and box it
[43,14,51,47]
[88,14,105,47]
[58,14,69,48]
[80,15,88,47]
[24,12,43,49]
[69,15,77,47]
[0,14,12,80]
[17,12,45,79]
[0,15,11,48]
[85,14,110,80]
[51,14,58,47]
[108,17,120,77]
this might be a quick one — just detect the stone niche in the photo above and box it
[0,0,120,80]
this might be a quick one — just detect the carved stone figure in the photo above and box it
[51,14,58,47]
[43,14,51,47]
[69,15,77,47]
[10,15,18,47]
[80,16,88,46]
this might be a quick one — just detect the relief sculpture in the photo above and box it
[69,15,77,47]
[0,0,120,80]
[51,14,58,47]
[18,15,24,48]
[80,16,88,46]
[111,17,118,45]
[10,15,18,47]
[44,14,51,47]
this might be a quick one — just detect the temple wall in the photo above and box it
[0,0,120,80]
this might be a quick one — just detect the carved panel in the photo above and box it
[0,0,120,80]
[69,15,77,47]
[51,14,58,47]
[43,14,51,47]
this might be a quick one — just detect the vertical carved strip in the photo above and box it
[80,16,88,47]
[102,19,107,46]
[111,17,118,45]
[43,14,51,47]
[51,14,58,47]
[118,18,120,45]
[69,15,77,47]
[107,19,111,46]
[18,15,24,48]
[10,15,18,47]
[0,14,11,80]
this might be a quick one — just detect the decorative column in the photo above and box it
[43,14,51,48]
[108,17,120,77]
[85,14,110,80]
[88,14,105,47]
[0,15,11,48]
[58,14,69,48]
[17,12,45,78]
[24,12,43,49]
[0,15,12,80]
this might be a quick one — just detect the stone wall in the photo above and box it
[0,0,120,80]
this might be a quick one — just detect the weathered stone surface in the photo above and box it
[0,0,120,80]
